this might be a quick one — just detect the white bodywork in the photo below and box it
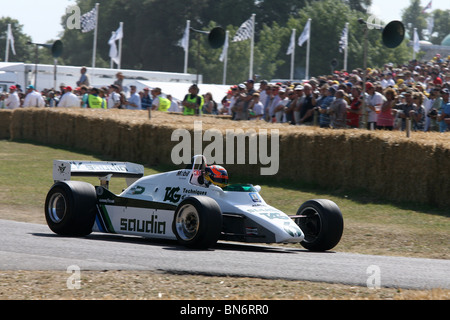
[53,156,304,244]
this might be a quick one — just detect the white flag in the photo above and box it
[7,24,16,55]
[298,19,311,47]
[413,29,420,53]
[286,29,296,55]
[178,21,190,52]
[109,24,123,65]
[339,24,348,53]
[219,30,229,62]
[112,23,123,41]
[109,32,119,65]
[233,16,254,42]
[427,17,434,37]
[80,7,97,33]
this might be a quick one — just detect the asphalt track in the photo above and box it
[0,220,449,290]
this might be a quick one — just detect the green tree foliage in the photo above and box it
[0,18,33,63]
[429,9,450,45]
[3,0,415,85]
[401,0,427,39]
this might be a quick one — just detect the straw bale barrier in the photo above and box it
[1,108,450,208]
[0,110,13,139]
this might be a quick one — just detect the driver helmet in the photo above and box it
[204,165,229,188]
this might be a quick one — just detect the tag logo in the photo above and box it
[164,187,181,203]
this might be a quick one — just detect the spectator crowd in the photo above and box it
[1,55,450,132]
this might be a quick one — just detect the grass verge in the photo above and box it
[0,139,448,300]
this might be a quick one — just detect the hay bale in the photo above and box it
[0,110,13,139]
[6,107,450,208]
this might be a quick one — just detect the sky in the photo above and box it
[0,0,448,44]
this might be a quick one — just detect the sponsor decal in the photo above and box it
[164,187,181,203]
[164,186,208,203]
[58,163,67,174]
[283,222,303,237]
[249,192,261,203]
[129,186,145,195]
[120,215,166,235]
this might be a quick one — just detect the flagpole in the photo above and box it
[110,31,115,68]
[413,27,417,60]
[184,20,190,74]
[5,24,11,63]
[118,22,123,69]
[222,30,229,85]
[249,13,256,80]
[305,18,311,80]
[92,3,100,72]
[344,22,349,71]
[290,29,296,81]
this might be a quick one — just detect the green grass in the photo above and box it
[0,139,449,259]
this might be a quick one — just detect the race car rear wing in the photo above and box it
[53,160,145,188]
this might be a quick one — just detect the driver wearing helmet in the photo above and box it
[204,165,229,188]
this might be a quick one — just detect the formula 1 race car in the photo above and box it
[45,155,344,251]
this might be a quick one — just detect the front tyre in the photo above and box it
[294,199,344,252]
[173,196,222,249]
[45,181,97,237]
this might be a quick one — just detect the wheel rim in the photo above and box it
[175,204,200,241]
[47,192,67,224]
[296,207,321,243]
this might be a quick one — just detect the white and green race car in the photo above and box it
[45,155,343,251]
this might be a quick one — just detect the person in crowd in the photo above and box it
[365,82,385,130]
[203,92,218,115]
[376,88,396,130]
[410,92,426,131]
[317,85,336,128]
[220,89,233,116]
[114,72,124,91]
[141,87,153,111]
[347,85,362,128]
[150,88,171,112]
[86,88,106,109]
[328,90,348,129]
[4,85,20,109]
[438,88,450,132]
[248,92,264,120]
[167,95,181,112]
[107,85,121,109]
[393,90,416,131]
[231,84,248,121]
[46,91,59,107]
[76,67,90,87]
[182,84,203,116]
[273,87,290,123]
[58,86,80,108]
[296,83,316,125]
[124,85,141,110]
[22,85,45,108]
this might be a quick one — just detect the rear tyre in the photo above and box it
[45,181,97,237]
[173,196,222,249]
[294,199,344,252]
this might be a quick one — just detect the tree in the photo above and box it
[0,17,33,63]
[429,9,450,45]
[401,0,427,39]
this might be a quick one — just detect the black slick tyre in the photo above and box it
[172,196,222,249]
[294,199,344,252]
[44,181,98,237]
